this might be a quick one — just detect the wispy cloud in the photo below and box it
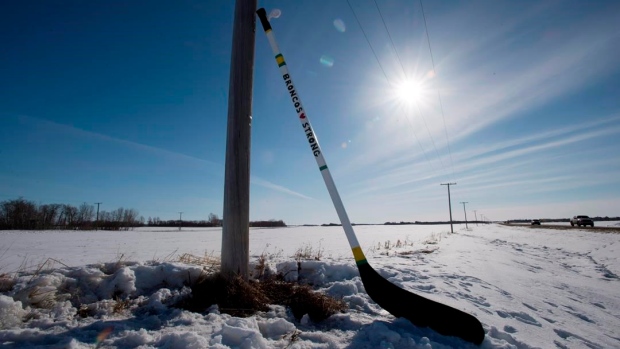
[341,114,620,205]
[460,115,620,162]
[13,114,313,200]
[250,177,314,200]
[439,7,620,140]
[454,125,620,173]
[16,113,221,167]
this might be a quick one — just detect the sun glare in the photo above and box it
[394,79,425,105]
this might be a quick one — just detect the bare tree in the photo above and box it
[111,208,124,223]
[62,204,78,228]
[122,208,139,230]
[208,213,221,227]
[39,204,62,229]
[77,203,94,228]
[1,198,38,229]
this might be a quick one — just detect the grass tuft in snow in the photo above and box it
[0,274,16,293]
[178,251,220,274]
[293,241,324,262]
[179,272,346,322]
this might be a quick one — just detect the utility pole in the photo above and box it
[460,202,469,229]
[221,0,257,280]
[474,210,478,226]
[440,183,456,234]
[178,212,183,231]
[94,202,102,230]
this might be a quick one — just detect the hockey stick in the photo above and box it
[255,8,485,345]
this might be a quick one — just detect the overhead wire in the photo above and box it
[371,0,453,183]
[419,0,457,182]
[346,0,442,180]
[345,0,391,84]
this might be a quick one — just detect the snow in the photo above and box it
[1,223,619,348]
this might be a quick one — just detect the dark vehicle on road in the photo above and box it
[531,219,541,225]
[571,215,594,227]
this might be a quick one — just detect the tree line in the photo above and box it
[0,198,287,230]
[0,198,142,230]
[146,214,286,228]
[147,213,221,228]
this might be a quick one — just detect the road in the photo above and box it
[501,223,620,233]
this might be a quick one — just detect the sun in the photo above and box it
[395,80,422,103]
[393,78,427,106]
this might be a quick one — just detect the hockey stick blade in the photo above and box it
[359,263,484,344]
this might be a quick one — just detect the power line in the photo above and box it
[372,0,406,77]
[346,0,442,181]
[419,0,457,181]
[370,0,453,183]
[346,0,391,83]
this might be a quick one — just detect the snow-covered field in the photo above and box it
[1,223,619,348]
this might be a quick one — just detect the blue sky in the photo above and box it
[1,1,619,224]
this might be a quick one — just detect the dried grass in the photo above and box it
[179,273,346,322]
[0,273,16,292]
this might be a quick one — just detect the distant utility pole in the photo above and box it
[95,202,102,230]
[221,0,257,280]
[474,210,478,226]
[440,183,456,234]
[460,202,469,229]
[178,212,183,231]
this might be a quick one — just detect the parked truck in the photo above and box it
[570,215,594,227]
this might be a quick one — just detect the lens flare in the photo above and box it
[319,55,334,68]
[95,327,113,347]
[333,19,346,32]
[268,9,281,20]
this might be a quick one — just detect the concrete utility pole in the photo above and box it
[221,0,257,280]
[460,202,469,229]
[178,212,183,231]
[95,202,102,230]
[474,210,478,226]
[440,183,456,234]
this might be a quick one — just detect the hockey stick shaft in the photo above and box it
[256,8,367,266]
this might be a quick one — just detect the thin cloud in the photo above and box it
[250,177,315,200]
[461,115,620,162]
[16,114,221,168]
[13,114,313,200]
[454,125,620,172]
[454,116,620,164]
[442,15,620,141]
[343,118,620,202]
